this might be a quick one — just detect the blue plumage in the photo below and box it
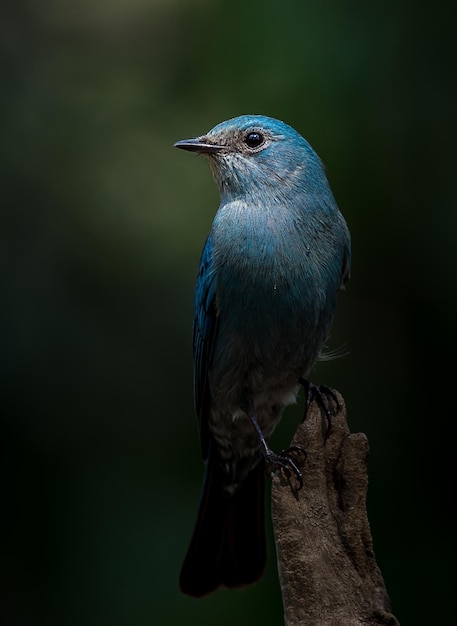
[175,115,350,597]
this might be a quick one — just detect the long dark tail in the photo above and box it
[179,445,266,597]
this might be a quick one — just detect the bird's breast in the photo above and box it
[208,198,343,410]
[211,202,334,370]
[212,201,322,319]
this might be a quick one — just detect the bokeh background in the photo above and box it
[2,1,455,624]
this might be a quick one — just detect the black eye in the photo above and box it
[244,132,264,149]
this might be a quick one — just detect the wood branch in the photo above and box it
[271,392,400,626]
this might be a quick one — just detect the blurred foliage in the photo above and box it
[1,0,455,624]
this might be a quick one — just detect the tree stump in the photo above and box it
[271,392,400,626]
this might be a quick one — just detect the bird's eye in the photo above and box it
[244,132,264,149]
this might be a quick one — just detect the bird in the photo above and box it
[174,114,351,598]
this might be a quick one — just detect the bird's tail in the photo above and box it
[179,444,266,597]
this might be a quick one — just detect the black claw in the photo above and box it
[279,444,306,459]
[265,446,305,491]
[299,379,340,437]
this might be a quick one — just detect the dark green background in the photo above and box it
[2,1,455,624]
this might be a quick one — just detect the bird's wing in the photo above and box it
[193,235,218,459]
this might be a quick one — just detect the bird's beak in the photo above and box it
[174,137,224,154]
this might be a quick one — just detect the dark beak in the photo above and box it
[174,138,224,154]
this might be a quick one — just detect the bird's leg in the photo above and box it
[299,378,340,437]
[247,407,305,490]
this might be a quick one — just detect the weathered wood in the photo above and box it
[271,392,399,626]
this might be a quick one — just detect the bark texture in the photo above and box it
[271,392,400,626]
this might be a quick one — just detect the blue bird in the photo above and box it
[174,115,350,597]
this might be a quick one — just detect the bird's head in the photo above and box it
[174,115,327,202]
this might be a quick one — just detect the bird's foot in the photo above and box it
[264,445,306,491]
[299,379,340,437]
[247,406,306,490]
